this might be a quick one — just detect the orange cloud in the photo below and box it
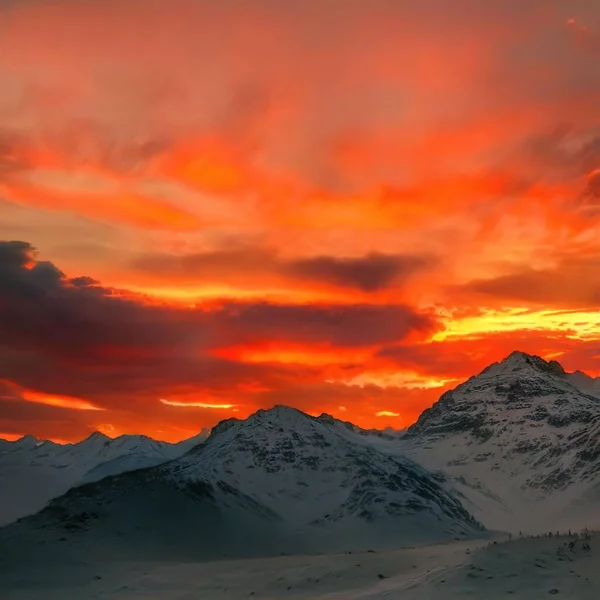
[20,390,105,411]
[2,1,600,441]
[159,398,237,410]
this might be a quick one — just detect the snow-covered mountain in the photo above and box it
[170,407,480,534]
[401,351,600,533]
[0,406,484,561]
[4,349,597,555]
[0,430,209,526]
[568,369,600,398]
[0,434,47,452]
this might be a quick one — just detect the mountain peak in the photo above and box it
[81,431,111,445]
[480,351,566,378]
[244,405,313,427]
[256,404,307,417]
[10,435,41,450]
[17,434,39,443]
[505,350,539,364]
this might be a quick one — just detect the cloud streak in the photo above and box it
[133,246,435,292]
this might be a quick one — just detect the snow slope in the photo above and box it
[0,406,484,561]
[169,406,481,537]
[0,430,208,526]
[568,370,600,398]
[401,351,600,533]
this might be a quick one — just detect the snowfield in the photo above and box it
[1,533,599,599]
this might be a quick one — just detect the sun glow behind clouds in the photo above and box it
[334,373,460,390]
[20,390,104,411]
[159,398,238,410]
[376,411,400,418]
[213,343,372,366]
[0,432,25,442]
[433,309,600,342]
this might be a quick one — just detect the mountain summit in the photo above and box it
[480,351,566,378]
[403,351,600,532]
[408,351,598,436]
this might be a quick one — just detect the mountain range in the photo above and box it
[1,351,599,561]
[0,429,209,526]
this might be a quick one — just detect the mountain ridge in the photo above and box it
[2,350,599,545]
[0,403,485,562]
[0,428,210,526]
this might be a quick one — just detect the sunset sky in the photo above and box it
[1,0,600,443]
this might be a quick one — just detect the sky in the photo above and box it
[1,0,600,443]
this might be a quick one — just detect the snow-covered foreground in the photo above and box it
[2,534,598,599]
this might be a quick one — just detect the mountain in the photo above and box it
[401,351,600,533]
[0,430,209,526]
[174,428,212,453]
[568,369,600,398]
[0,434,47,452]
[6,350,597,553]
[0,406,484,562]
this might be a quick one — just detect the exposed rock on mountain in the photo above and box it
[0,406,483,561]
[402,351,600,532]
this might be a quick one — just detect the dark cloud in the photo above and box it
[210,301,436,348]
[0,240,32,267]
[0,241,205,361]
[0,389,92,441]
[455,255,600,307]
[0,241,436,417]
[461,268,568,304]
[0,241,285,406]
[287,253,431,291]
[134,246,434,291]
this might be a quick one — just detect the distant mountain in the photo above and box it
[568,369,600,398]
[0,430,209,526]
[0,434,47,452]
[0,406,484,561]
[401,351,600,533]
